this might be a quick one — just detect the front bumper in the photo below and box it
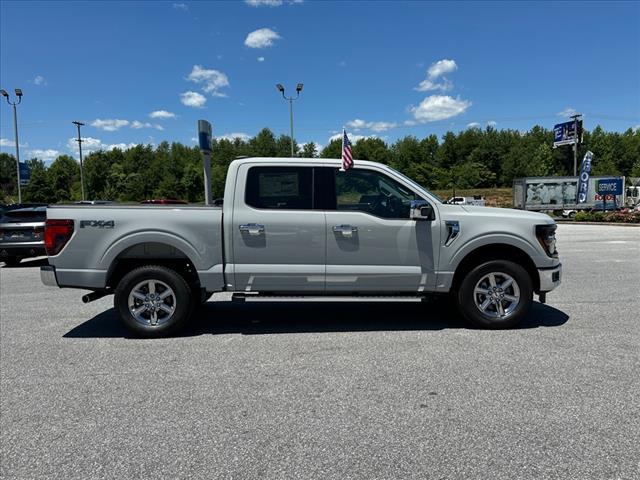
[41,265,59,287]
[538,263,562,292]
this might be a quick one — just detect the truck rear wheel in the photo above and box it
[457,260,532,329]
[114,265,193,338]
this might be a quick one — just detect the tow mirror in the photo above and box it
[410,200,434,221]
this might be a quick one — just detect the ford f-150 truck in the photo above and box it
[41,157,561,337]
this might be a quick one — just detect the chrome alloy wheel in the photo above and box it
[127,279,176,327]
[473,272,521,319]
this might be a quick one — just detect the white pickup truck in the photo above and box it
[41,157,561,337]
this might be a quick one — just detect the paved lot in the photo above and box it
[1,224,639,480]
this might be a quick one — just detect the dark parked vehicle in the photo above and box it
[0,206,47,266]
[140,198,188,205]
[74,200,114,205]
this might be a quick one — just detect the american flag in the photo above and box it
[341,129,353,170]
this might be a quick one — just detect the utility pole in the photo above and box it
[1,88,23,203]
[72,121,86,201]
[570,113,582,176]
[276,83,304,157]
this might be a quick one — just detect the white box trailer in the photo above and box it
[513,176,625,211]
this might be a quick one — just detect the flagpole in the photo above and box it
[341,126,345,170]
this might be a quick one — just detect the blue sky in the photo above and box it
[1,0,639,162]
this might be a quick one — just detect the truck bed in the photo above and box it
[46,205,224,291]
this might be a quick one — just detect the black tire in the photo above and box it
[456,260,532,329]
[2,256,22,267]
[114,265,193,338]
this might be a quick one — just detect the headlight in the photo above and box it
[536,224,558,257]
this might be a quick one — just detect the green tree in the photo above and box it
[301,142,318,158]
[48,155,80,201]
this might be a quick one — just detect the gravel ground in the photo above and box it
[1,224,639,480]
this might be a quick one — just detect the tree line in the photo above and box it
[1,125,638,204]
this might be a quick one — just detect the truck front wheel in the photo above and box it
[457,260,532,329]
[114,265,193,338]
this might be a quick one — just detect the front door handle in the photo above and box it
[332,224,358,237]
[239,223,265,236]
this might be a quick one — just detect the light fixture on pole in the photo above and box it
[1,88,24,203]
[72,121,86,201]
[276,83,304,157]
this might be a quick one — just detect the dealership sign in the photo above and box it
[597,178,623,196]
[553,120,582,148]
[19,162,30,186]
[577,151,593,203]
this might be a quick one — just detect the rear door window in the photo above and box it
[245,166,313,210]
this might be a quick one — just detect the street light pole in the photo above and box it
[73,121,86,201]
[1,88,23,203]
[276,83,303,157]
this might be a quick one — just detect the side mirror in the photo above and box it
[410,200,434,221]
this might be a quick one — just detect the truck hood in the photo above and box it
[438,203,555,224]
[462,205,554,223]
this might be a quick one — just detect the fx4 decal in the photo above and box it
[79,220,115,229]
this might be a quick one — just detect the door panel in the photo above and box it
[325,167,439,292]
[325,212,436,291]
[231,165,326,292]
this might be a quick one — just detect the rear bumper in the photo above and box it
[41,265,59,287]
[538,263,562,292]
[0,242,46,258]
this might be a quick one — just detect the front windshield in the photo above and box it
[386,165,442,204]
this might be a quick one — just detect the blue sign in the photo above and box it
[18,162,30,186]
[597,178,623,195]
[553,120,582,148]
[577,151,593,203]
[197,119,212,152]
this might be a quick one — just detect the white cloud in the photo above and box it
[245,0,303,6]
[633,125,640,132]
[172,3,188,10]
[216,132,251,141]
[404,120,418,126]
[186,65,230,97]
[257,56,265,62]
[410,95,471,122]
[131,120,163,130]
[415,78,453,92]
[107,143,139,151]
[557,107,578,118]
[180,91,207,108]
[66,137,140,155]
[487,120,498,127]
[346,119,397,132]
[91,118,130,131]
[245,28,281,48]
[0,138,28,148]
[27,149,60,162]
[346,119,367,130]
[329,133,377,143]
[33,75,47,86]
[245,0,282,5]
[427,59,457,79]
[415,59,458,92]
[467,122,481,129]
[149,110,176,119]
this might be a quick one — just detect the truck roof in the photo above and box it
[230,157,382,168]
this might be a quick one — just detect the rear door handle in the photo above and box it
[332,224,357,237]
[239,223,265,236]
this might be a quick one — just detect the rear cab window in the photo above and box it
[245,166,313,210]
